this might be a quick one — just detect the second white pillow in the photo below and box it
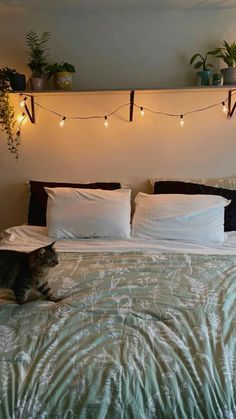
[131,193,230,243]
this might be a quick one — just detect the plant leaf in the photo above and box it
[190,53,202,65]
[208,48,222,55]
[194,61,204,69]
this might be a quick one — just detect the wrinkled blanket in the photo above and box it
[0,251,235,418]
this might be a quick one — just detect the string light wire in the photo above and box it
[134,95,232,119]
[32,100,131,120]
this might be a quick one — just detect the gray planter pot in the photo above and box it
[220,67,236,85]
[30,77,44,91]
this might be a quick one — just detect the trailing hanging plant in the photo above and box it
[0,68,20,158]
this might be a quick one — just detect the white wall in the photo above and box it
[1,8,236,89]
[1,8,236,230]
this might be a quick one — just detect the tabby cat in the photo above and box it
[0,242,61,304]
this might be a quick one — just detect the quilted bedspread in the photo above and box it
[0,251,235,419]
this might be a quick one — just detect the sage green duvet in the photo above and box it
[0,251,235,418]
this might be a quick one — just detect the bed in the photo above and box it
[0,179,235,418]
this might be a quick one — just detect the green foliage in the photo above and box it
[0,67,18,79]
[0,67,19,91]
[190,49,221,71]
[0,69,20,158]
[26,30,51,77]
[216,40,236,68]
[45,62,76,80]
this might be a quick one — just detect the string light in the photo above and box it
[19,96,27,108]
[59,116,66,128]
[222,101,228,114]
[180,114,184,127]
[15,91,236,130]
[104,116,109,128]
[17,113,26,124]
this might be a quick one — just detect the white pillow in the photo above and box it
[45,187,131,239]
[131,193,230,243]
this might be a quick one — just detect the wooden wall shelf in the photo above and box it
[12,85,236,95]
[13,86,236,124]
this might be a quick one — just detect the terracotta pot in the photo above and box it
[30,77,44,91]
[54,71,73,89]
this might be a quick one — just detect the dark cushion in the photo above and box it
[28,180,121,226]
[153,180,236,232]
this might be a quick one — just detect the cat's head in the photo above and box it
[33,242,59,267]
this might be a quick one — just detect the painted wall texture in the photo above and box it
[0,8,236,89]
[0,8,236,230]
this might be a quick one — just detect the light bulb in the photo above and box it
[19,96,27,108]
[59,117,66,128]
[140,107,145,117]
[180,114,184,127]
[17,113,26,124]
[104,116,109,128]
[222,102,227,114]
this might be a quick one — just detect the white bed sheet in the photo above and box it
[2,224,236,255]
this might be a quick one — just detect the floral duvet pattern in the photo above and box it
[0,251,235,419]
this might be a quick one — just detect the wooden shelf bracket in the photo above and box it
[129,90,135,122]
[227,89,236,118]
[24,95,35,124]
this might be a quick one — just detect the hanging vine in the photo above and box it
[0,70,20,159]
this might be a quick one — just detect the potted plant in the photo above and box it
[216,41,236,85]
[190,48,221,86]
[26,30,51,91]
[0,67,26,91]
[0,69,21,158]
[45,62,75,89]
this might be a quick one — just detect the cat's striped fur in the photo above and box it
[0,242,60,304]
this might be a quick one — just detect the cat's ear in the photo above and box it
[47,241,56,249]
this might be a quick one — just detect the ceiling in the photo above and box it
[1,0,236,13]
